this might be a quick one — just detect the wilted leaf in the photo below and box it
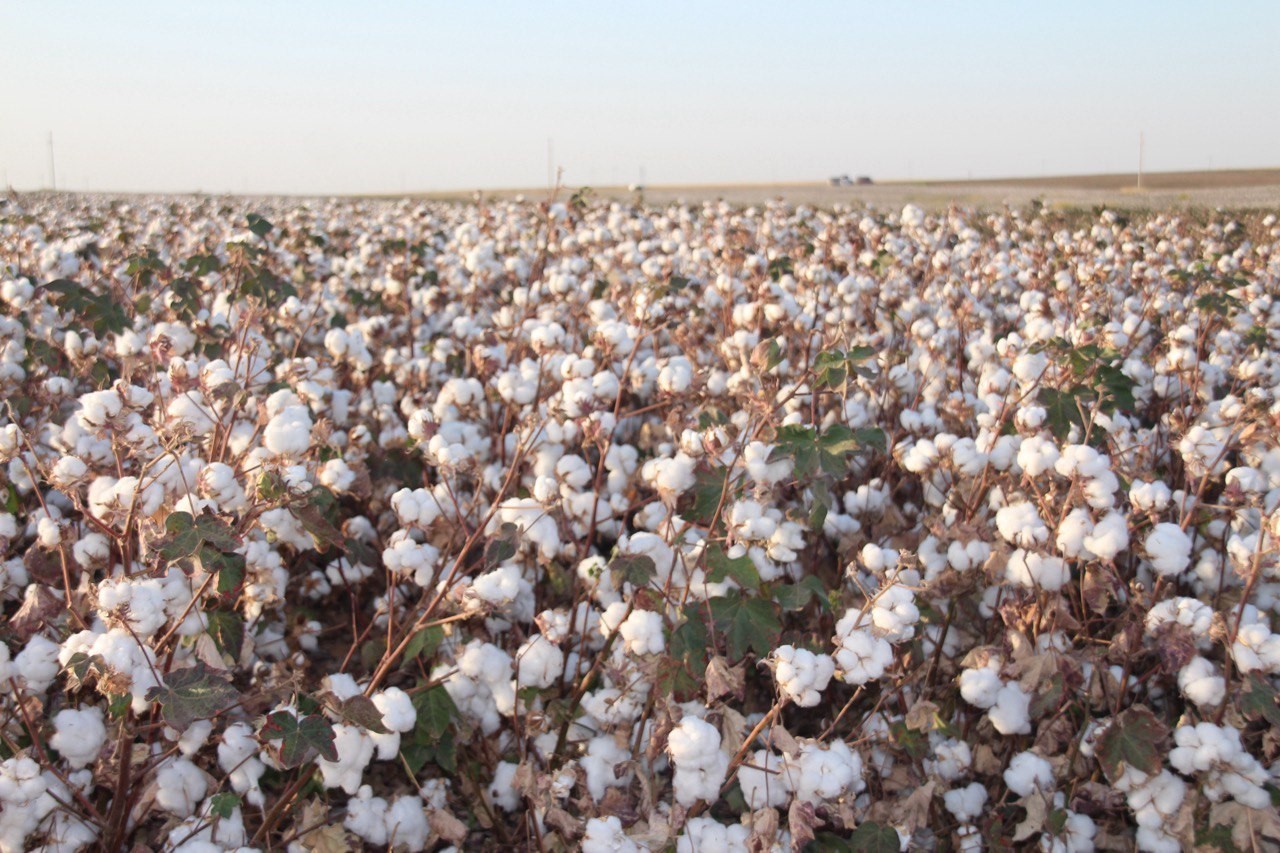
[329,694,390,734]
[609,553,657,590]
[146,663,239,728]
[1096,706,1167,782]
[705,655,745,702]
[484,522,520,566]
[788,799,817,850]
[260,710,338,767]
[1013,791,1052,842]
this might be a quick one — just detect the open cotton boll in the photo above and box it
[344,785,390,846]
[788,738,865,803]
[1082,510,1129,560]
[217,722,265,807]
[373,687,417,733]
[582,816,643,853]
[668,716,730,806]
[1129,479,1173,513]
[958,666,1003,709]
[49,707,106,769]
[1003,751,1053,796]
[154,758,209,817]
[1177,656,1225,707]
[582,736,634,801]
[263,404,313,457]
[770,645,835,707]
[944,782,988,822]
[316,724,375,794]
[1016,434,1060,476]
[1145,523,1192,576]
[743,440,793,486]
[834,628,893,685]
[988,683,1032,734]
[1055,508,1094,558]
[677,816,750,853]
[487,761,521,812]
[1005,549,1069,591]
[870,584,920,641]
[1230,623,1280,673]
[738,749,790,809]
[516,634,565,688]
[995,502,1049,548]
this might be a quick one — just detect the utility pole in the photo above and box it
[47,132,57,192]
[1137,131,1144,190]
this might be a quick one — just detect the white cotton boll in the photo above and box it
[1144,597,1213,638]
[36,516,62,547]
[218,722,265,807]
[488,761,521,812]
[1017,435,1060,476]
[677,816,750,853]
[472,563,522,607]
[743,440,793,486]
[13,634,60,693]
[834,628,893,685]
[318,458,356,493]
[582,736,632,801]
[616,609,665,656]
[996,502,1050,548]
[1145,523,1192,576]
[1082,510,1129,560]
[770,645,835,707]
[927,738,972,782]
[901,438,939,473]
[738,749,790,809]
[317,724,374,794]
[1231,623,1280,673]
[263,405,312,457]
[1129,479,1172,513]
[50,455,88,489]
[1055,508,1093,558]
[870,584,919,641]
[988,683,1032,735]
[958,667,1003,709]
[385,795,430,850]
[344,785,390,846]
[176,719,213,757]
[1005,549,1069,592]
[155,758,209,817]
[1003,751,1053,796]
[943,782,988,822]
[373,687,417,734]
[1177,657,1225,707]
[50,707,106,769]
[516,634,565,688]
[789,738,865,803]
[582,816,642,853]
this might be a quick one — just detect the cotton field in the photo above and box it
[1,190,1280,852]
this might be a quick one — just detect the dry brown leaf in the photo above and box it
[544,805,582,840]
[893,780,936,834]
[297,799,354,853]
[1012,790,1052,842]
[1209,801,1280,850]
[787,799,818,852]
[904,699,940,732]
[706,655,745,701]
[972,743,1004,776]
[719,705,749,758]
[747,807,780,852]
[9,583,63,640]
[428,809,469,846]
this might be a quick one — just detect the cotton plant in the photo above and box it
[0,193,1277,849]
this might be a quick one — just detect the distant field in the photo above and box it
[418,167,1280,211]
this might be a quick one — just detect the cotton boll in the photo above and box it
[1017,435,1060,477]
[1145,523,1192,576]
[676,816,750,853]
[384,795,430,850]
[581,735,632,801]
[50,708,106,769]
[487,761,521,812]
[1003,751,1053,796]
[516,634,565,688]
[943,782,988,822]
[263,404,313,457]
[988,683,1032,734]
[373,687,417,734]
[1005,549,1069,591]
[958,667,1003,709]
[788,738,865,803]
[582,816,642,853]
[834,628,893,685]
[770,645,835,707]
[217,722,265,807]
[154,758,209,817]
[13,634,60,693]
[1177,657,1225,707]
[1082,510,1129,560]
[738,749,790,809]
[316,724,374,794]
[344,785,390,846]
[668,716,729,806]
[996,502,1049,548]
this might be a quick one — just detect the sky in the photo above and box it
[2,1,1278,195]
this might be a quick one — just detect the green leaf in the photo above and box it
[1096,706,1167,782]
[290,487,345,552]
[410,684,456,741]
[260,711,338,768]
[209,792,241,820]
[774,575,830,612]
[1,482,20,515]
[609,553,657,590]
[1195,823,1242,852]
[145,664,239,728]
[205,609,244,661]
[403,625,444,663]
[767,255,793,282]
[705,543,760,591]
[681,465,735,525]
[246,213,274,238]
[709,592,781,661]
[659,608,709,700]
[1039,386,1089,442]
[1241,674,1280,728]
[329,694,390,734]
[484,522,520,566]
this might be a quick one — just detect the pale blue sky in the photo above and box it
[2,2,1277,194]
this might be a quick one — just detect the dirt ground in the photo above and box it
[423,168,1280,212]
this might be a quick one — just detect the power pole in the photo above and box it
[1137,131,1144,190]
[48,132,57,192]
